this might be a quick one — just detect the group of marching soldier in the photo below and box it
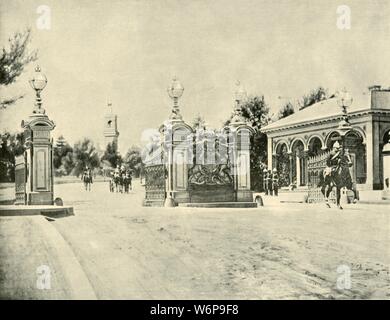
[109,164,133,193]
[263,168,279,196]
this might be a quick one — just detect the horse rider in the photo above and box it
[272,168,279,196]
[81,166,92,181]
[324,141,343,180]
[126,170,132,191]
[81,166,93,191]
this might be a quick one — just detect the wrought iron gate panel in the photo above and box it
[144,164,166,204]
[307,150,336,203]
[15,154,26,205]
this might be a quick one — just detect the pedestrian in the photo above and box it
[272,168,279,196]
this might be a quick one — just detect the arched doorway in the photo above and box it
[308,136,323,157]
[344,131,366,184]
[291,140,306,186]
[380,129,390,189]
[275,143,290,187]
[326,131,341,150]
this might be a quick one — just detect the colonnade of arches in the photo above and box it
[273,130,367,188]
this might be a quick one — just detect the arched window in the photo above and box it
[308,136,323,157]
[275,143,290,187]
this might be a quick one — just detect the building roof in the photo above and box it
[262,94,370,132]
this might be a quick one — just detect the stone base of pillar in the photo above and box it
[28,192,53,205]
[172,191,190,204]
[382,190,390,200]
[236,190,253,202]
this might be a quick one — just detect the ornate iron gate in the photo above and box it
[144,164,166,206]
[307,150,336,203]
[15,154,26,205]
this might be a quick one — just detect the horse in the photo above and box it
[123,173,132,193]
[113,172,122,193]
[318,159,357,209]
[109,175,115,192]
[81,169,93,191]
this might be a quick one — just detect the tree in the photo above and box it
[53,135,73,176]
[0,131,24,181]
[101,141,121,168]
[298,87,329,110]
[1,29,38,109]
[72,138,100,176]
[278,101,295,119]
[225,95,270,191]
[123,146,143,177]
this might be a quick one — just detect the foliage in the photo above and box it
[123,146,143,177]
[225,95,270,192]
[0,29,38,109]
[298,87,329,110]
[0,131,24,181]
[71,138,100,176]
[53,135,74,176]
[278,101,295,119]
[101,141,121,168]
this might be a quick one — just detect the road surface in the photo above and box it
[43,180,390,299]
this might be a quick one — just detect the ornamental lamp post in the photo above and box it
[336,88,353,147]
[18,66,55,205]
[164,77,185,207]
[167,77,184,120]
[29,66,48,114]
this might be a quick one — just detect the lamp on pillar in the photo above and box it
[336,88,353,142]
[29,66,48,114]
[232,81,247,124]
[164,77,185,207]
[167,77,184,121]
[19,66,55,205]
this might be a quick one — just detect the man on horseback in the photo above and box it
[81,166,93,191]
[320,140,356,209]
[324,141,342,181]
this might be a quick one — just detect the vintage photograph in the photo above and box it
[0,0,389,301]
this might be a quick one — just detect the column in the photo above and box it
[289,153,293,185]
[267,136,273,169]
[373,122,381,189]
[304,150,309,186]
[365,122,374,190]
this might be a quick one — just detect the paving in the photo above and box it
[0,180,389,299]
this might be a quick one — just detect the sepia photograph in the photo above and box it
[0,0,389,305]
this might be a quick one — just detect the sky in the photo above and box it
[1,0,390,154]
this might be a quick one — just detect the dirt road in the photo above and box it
[49,181,389,299]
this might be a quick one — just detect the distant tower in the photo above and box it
[103,101,119,149]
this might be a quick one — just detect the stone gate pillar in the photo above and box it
[229,125,254,202]
[21,66,56,205]
[162,77,193,206]
[22,114,55,205]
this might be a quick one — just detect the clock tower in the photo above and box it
[104,102,119,149]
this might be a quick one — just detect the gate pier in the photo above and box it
[143,79,255,207]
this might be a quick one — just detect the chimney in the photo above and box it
[368,85,382,91]
[370,85,390,110]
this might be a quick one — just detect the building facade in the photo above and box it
[261,87,390,191]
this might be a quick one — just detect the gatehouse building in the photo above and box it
[261,86,390,192]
